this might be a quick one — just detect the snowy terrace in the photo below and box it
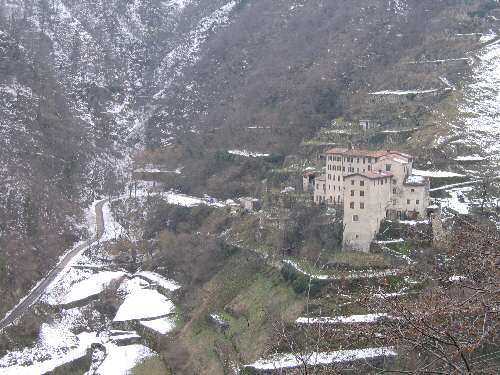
[243,347,397,372]
[228,149,270,158]
[295,313,394,325]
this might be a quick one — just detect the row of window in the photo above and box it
[349,202,365,209]
[327,155,377,164]
[392,199,420,205]
[350,190,365,197]
[351,180,365,186]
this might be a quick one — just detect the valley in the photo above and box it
[0,0,499,374]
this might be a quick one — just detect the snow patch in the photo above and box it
[244,347,397,371]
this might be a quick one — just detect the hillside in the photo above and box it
[0,0,499,374]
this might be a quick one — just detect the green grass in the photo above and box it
[131,356,170,375]
[180,251,304,372]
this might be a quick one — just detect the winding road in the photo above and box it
[0,199,107,332]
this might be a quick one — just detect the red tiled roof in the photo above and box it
[344,171,394,180]
[325,147,349,155]
[325,148,413,159]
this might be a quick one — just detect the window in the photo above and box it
[353,215,359,222]
[411,188,415,193]
[392,179,397,185]
[338,176,341,182]
[381,179,384,185]
[368,165,371,171]
[363,157,366,164]
[407,199,411,205]
[350,202,355,209]
[355,234,359,239]
[360,181,365,186]
[416,200,420,205]
[351,190,355,196]
[343,167,345,172]
[386,164,391,171]
[393,199,396,205]
[360,202,364,209]
[351,180,355,185]
[357,157,359,163]
[360,190,365,197]
[393,188,396,194]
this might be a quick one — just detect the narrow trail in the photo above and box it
[0,200,107,332]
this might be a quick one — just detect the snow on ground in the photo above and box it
[438,186,473,215]
[368,89,439,95]
[101,200,127,242]
[454,155,486,162]
[162,0,192,11]
[0,308,99,375]
[374,289,407,299]
[129,188,225,208]
[398,219,429,226]
[283,260,404,281]
[375,238,405,244]
[114,278,175,322]
[109,330,141,342]
[296,313,392,325]
[95,343,156,375]
[243,347,397,371]
[406,175,427,184]
[452,38,500,161]
[133,165,183,174]
[228,149,270,158]
[135,271,181,291]
[140,316,176,334]
[155,0,237,95]
[412,169,465,178]
[61,271,126,305]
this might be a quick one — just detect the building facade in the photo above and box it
[314,148,430,252]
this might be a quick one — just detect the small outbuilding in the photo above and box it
[240,197,261,212]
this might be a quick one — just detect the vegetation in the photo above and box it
[131,356,170,375]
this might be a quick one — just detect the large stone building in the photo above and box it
[314,148,430,252]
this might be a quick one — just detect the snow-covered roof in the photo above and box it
[405,175,427,186]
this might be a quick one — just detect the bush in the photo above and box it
[281,262,298,282]
[292,274,309,294]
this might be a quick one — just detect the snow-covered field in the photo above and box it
[114,278,176,322]
[95,343,155,375]
[136,271,181,291]
[60,271,126,305]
